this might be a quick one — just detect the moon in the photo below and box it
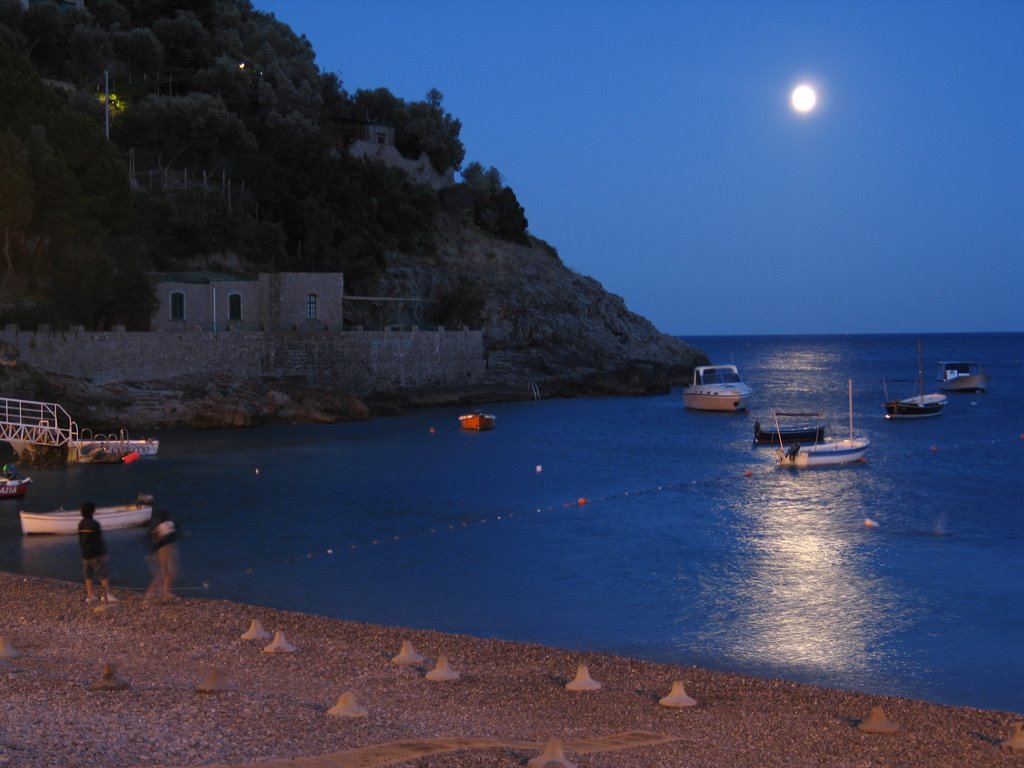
[791,84,817,113]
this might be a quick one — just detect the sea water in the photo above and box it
[1,332,1022,713]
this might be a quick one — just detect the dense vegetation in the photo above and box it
[0,0,530,330]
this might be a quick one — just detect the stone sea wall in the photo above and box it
[0,326,485,393]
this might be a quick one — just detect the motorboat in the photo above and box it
[754,413,826,444]
[777,380,870,468]
[682,365,752,412]
[936,361,988,392]
[459,411,495,430]
[883,341,947,419]
[20,498,153,535]
[68,433,160,463]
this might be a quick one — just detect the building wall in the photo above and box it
[151,273,345,332]
[0,326,484,392]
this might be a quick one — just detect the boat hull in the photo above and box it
[20,504,153,535]
[884,393,947,419]
[777,437,871,467]
[753,422,825,444]
[682,388,752,412]
[459,413,495,430]
[937,372,988,393]
[0,478,31,499]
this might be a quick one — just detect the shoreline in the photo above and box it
[1,571,1021,768]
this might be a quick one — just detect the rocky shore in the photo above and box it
[1,572,1020,768]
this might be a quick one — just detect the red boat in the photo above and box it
[0,477,32,499]
[459,411,496,430]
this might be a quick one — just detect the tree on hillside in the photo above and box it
[0,131,33,279]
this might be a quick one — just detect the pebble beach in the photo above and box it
[1,571,1021,768]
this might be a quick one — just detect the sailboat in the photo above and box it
[776,379,870,467]
[883,341,947,419]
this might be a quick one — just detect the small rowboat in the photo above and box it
[20,501,153,535]
[459,411,496,430]
[753,414,826,445]
[0,476,32,499]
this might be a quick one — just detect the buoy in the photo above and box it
[743,470,753,477]
[565,665,601,691]
[535,464,543,473]
[864,518,880,528]
[327,691,368,718]
[999,722,1024,752]
[857,705,898,733]
[0,637,21,658]
[658,680,697,708]
[930,445,938,453]
[255,468,260,475]
[391,639,426,666]
[122,451,140,464]
[88,663,130,691]
[577,497,587,506]
[196,666,237,693]
[262,630,296,653]
[527,737,577,768]
[425,655,460,681]
[429,427,436,434]
[240,618,272,641]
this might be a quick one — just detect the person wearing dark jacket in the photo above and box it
[77,501,117,604]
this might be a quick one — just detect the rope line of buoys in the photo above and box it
[221,432,1021,580]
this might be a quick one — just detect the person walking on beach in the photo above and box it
[145,509,179,602]
[78,501,117,604]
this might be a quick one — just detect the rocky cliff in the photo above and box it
[0,215,706,434]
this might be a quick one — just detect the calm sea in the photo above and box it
[2,332,1022,713]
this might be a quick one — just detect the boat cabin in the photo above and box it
[693,366,742,385]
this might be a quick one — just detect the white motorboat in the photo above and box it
[777,380,870,468]
[682,365,752,412]
[20,500,153,535]
[937,361,989,393]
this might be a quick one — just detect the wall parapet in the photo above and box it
[0,327,485,393]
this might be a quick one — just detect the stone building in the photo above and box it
[150,272,344,332]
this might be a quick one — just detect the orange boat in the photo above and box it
[458,411,496,430]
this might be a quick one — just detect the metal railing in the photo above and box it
[0,398,77,448]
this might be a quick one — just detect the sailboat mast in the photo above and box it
[848,378,854,439]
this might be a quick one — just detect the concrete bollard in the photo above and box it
[262,630,296,653]
[391,639,426,666]
[240,618,272,641]
[527,736,577,768]
[565,665,601,691]
[88,663,130,691]
[196,666,237,693]
[327,691,369,718]
[857,706,898,733]
[659,680,698,707]
[0,637,22,658]
[425,655,460,681]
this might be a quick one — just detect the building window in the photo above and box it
[306,293,318,320]
[228,293,242,322]
[170,291,185,321]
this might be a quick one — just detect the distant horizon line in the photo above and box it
[673,329,1022,338]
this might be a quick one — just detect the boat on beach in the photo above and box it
[20,497,153,535]
[937,361,989,392]
[777,380,870,468]
[682,365,753,412]
[459,411,496,430]
[753,413,826,444]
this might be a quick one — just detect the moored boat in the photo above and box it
[754,413,826,444]
[883,341,946,419]
[0,476,31,499]
[777,380,870,468]
[937,361,989,393]
[459,411,496,430]
[682,365,752,412]
[20,499,153,535]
